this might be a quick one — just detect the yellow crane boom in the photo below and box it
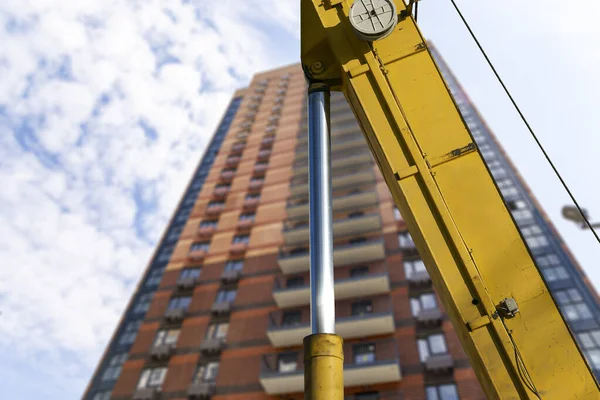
[300,0,599,398]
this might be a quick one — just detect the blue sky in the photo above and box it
[0,1,599,399]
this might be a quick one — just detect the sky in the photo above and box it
[0,0,598,399]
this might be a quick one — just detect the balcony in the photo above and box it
[213,186,229,198]
[296,115,361,144]
[211,301,232,316]
[149,344,174,361]
[177,276,198,291]
[230,142,246,154]
[133,388,159,400]
[278,238,385,275]
[286,190,378,219]
[257,149,271,161]
[205,203,224,217]
[164,308,186,323]
[187,382,216,399]
[248,179,264,191]
[289,169,375,197]
[273,267,390,308]
[261,136,275,148]
[293,152,373,176]
[243,197,260,211]
[408,270,431,286]
[283,213,381,246]
[225,156,241,167]
[253,163,268,175]
[221,269,242,284]
[219,170,236,182]
[230,242,248,255]
[188,249,207,262]
[294,135,366,158]
[236,218,253,231]
[266,296,394,347]
[416,308,443,326]
[259,337,401,394]
[199,338,224,355]
[425,354,454,372]
[196,225,215,238]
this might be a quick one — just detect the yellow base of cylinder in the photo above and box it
[303,333,344,400]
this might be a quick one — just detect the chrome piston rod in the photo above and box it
[307,83,335,334]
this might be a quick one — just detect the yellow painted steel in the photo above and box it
[303,334,344,400]
[301,0,600,398]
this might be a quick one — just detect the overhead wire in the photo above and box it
[448,0,600,245]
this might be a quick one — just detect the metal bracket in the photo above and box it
[324,0,344,9]
[496,298,519,319]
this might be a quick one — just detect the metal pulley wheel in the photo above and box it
[349,0,398,41]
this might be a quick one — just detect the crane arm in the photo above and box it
[301,1,598,398]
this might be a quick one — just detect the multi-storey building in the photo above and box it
[84,47,600,400]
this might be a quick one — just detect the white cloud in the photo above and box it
[0,0,299,398]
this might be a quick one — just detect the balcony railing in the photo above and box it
[292,152,373,176]
[282,213,382,246]
[273,263,390,308]
[278,238,385,275]
[288,169,376,199]
[286,189,379,220]
[259,337,401,394]
[266,295,394,347]
[294,134,366,157]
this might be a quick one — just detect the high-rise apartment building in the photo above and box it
[84,47,600,400]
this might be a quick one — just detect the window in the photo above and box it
[542,266,570,282]
[101,353,127,381]
[232,235,250,244]
[578,330,600,370]
[250,177,264,184]
[521,225,549,249]
[353,343,376,364]
[239,213,255,221]
[118,320,141,345]
[393,207,402,221]
[180,268,201,280]
[168,296,191,311]
[216,289,237,303]
[156,245,174,262]
[278,353,298,373]
[426,384,460,400]
[165,226,183,243]
[404,259,427,279]
[154,328,180,347]
[349,237,367,245]
[199,220,218,228]
[145,269,163,287]
[92,391,111,400]
[286,276,304,288]
[410,293,438,316]
[535,253,560,267]
[354,392,380,400]
[137,367,167,389]
[290,246,308,255]
[206,322,229,340]
[282,310,302,326]
[245,193,260,201]
[496,179,518,197]
[133,292,153,314]
[190,242,210,252]
[352,300,373,316]
[207,200,225,207]
[194,362,220,382]
[555,289,593,321]
[350,266,369,278]
[225,260,244,272]
[417,334,448,362]
[221,168,236,174]
[348,211,364,219]
[398,231,415,248]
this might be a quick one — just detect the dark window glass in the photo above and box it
[282,310,302,326]
[352,300,373,316]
